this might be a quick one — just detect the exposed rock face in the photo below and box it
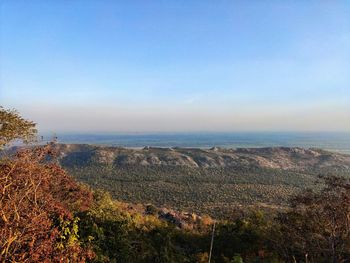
[157,208,205,229]
[56,144,350,171]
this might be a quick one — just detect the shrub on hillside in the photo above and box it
[0,145,93,262]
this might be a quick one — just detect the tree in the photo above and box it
[273,176,350,262]
[213,210,269,262]
[0,106,37,148]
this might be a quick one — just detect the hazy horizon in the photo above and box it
[1,1,350,133]
[36,131,350,154]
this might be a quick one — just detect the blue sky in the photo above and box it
[1,0,349,132]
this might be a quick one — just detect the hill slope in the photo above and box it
[55,144,350,217]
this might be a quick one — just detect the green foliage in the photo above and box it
[231,255,244,263]
[78,190,133,262]
[56,216,81,250]
[272,175,350,262]
[66,164,327,218]
[0,106,37,148]
[74,189,279,263]
[213,210,270,262]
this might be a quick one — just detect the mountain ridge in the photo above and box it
[44,143,350,216]
[55,143,350,171]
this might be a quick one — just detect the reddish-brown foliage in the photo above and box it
[0,145,93,262]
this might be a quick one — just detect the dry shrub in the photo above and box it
[0,144,93,262]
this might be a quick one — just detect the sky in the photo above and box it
[1,0,350,133]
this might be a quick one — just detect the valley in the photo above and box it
[56,144,350,217]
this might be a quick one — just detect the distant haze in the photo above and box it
[1,1,349,132]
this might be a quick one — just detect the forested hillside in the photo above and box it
[54,144,350,217]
